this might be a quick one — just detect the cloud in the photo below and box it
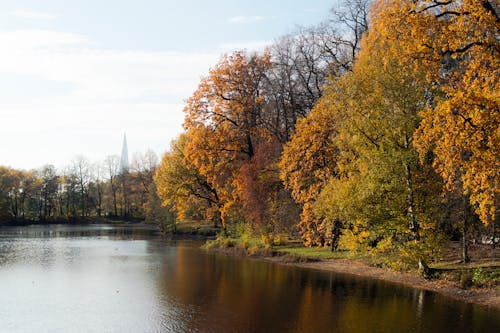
[228,15,265,24]
[0,29,217,103]
[9,10,57,20]
[0,30,90,50]
[0,29,220,169]
[221,40,271,52]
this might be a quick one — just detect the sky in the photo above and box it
[0,0,336,170]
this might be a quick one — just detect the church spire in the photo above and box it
[120,133,129,173]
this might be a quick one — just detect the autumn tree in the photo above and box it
[18,170,41,220]
[155,134,220,227]
[0,167,44,222]
[183,51,274,227]
[279,0,372,246]
[312,40,443,264]
[131,150,159,195]
[67,156,91,217]
[88,163,105,217]
[374,0,499,223]
[0,167,21,220]
[369,0,499,258]
[115,150,161,219]
[281,1,452,268]
[279,98,340,246]
[38,165,59,220]
[129,150,159,214]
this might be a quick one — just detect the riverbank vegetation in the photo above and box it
[155,0,499,280]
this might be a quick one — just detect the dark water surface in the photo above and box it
[0,225,498,333]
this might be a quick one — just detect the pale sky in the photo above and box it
[0,0,335,170]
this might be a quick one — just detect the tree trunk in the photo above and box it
[462,222,470,263]
[492,193,498,258]
[404,162,419,240]
[462,197,471,263]
[113,188,118,216]
[330,220,341,252]
[490,215,496,258]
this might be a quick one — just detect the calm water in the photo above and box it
[0,225,499,333]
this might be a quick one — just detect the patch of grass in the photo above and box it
[174,220,219,236]
[471,268,500,288]
[278,254,319,263]
[274,245,352,260]
[430,260,500,270]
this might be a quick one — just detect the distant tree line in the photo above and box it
[0,150,169,224]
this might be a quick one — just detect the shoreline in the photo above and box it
[210,247,500,310]
[0,218,147,227]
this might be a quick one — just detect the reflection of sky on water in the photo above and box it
[0,226,170,332]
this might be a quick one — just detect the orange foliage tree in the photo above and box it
[279,98,340,246]
[183,51,287,228]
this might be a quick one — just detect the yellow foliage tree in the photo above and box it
[371,0,500,226]
[315,25,442,255]
[154,134,220,223]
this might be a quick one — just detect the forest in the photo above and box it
[154,0,499,269]
[1,0,498,271]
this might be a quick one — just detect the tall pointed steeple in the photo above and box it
[120,133,129,173]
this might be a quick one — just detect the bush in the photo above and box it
[471,268,499,288]
[203,233,236,250]
[472,268,486,287]
[338,227,370,252]
[260,233,286,248]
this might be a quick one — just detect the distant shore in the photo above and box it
[0,217,147,227]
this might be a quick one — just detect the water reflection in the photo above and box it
[155,243,500,333]
[0,224,158,239]
[0,225,499,333]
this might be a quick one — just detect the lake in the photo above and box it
[0,224,498,332]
